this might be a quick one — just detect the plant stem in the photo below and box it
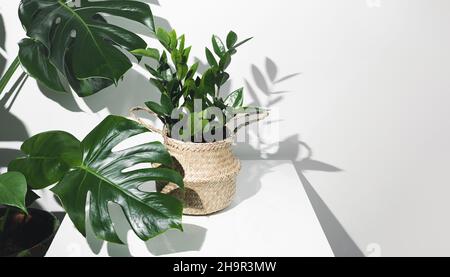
[0,207,11,234]
[0,56,21,97]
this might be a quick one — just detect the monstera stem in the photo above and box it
[0,56,21,97]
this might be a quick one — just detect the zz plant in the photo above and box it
[0,0,155,97]
[132,28,263,142]
[1,115,184,243]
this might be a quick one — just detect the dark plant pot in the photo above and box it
[0,208,60,257]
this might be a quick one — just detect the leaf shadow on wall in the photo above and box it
[235,58,364,257]
[81,67,160,116]
[83,202,207,257]
[0,73,30,168]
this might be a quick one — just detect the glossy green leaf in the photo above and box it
[224,87,244,108]
[177,64,189,80]
[218,72,230,86]
[205,48,218,68]
[201,69,217,95]
[160,51,169,64]
[161,68,174,81]
[167,79,179,93]
[170,49,182,66]
[169,30,178,50]
[146,101,170,117]
[156,28,171,51]
[131,48,160,60]
[182,79,195,97]
[51,116,184,244]
[9,131,82,189]
[18,39,65,92]
[161,93,175,114]
[178,35,185,51]
[233,37,253,49]
[226,31,238,49]
[146,65,162,79]
[186,62,199,80]
[0,172,28,214]
[212,35,226,57]
[18,0,154,97]
[150,77,166,92]
[219,53,232,70]
[182,46,192,63]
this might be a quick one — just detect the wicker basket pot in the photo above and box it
[159,136,241,215]
[130,106,267,216]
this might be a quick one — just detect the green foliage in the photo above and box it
[224,88,244,108]
[1,0,155,97]
[0,172,28,214]
[8,131,82,189]
[131,48,160,60]
[9,116,184,243]
[133,29,258,141]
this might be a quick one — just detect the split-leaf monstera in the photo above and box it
[0,0,155,97]
[9,116,184,243]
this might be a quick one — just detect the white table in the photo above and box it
[46,161,333,257]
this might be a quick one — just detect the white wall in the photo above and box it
[2,0,450,257]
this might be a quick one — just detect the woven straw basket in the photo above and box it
[130,107,267,215]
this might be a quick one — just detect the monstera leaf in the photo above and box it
[17,0,155,97]
[8,131,82,189]
[10,116,184,243]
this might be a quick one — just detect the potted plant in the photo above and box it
[0,172,59,257]
[130,28,268,215]
[0,115,184,256]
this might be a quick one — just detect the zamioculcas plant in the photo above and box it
[0,115,184,255]
[0,0,155,97]
[130,28,268,215]
[132,28,261,141]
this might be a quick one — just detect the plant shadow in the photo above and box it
[0,14,30,168]
[85,203,207,257]
[0,72,30,168]
[233,58,363,257]
[82,68,160,115]
[145,224,207,256]
[225,161,275,211]
[37,82,83,113]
